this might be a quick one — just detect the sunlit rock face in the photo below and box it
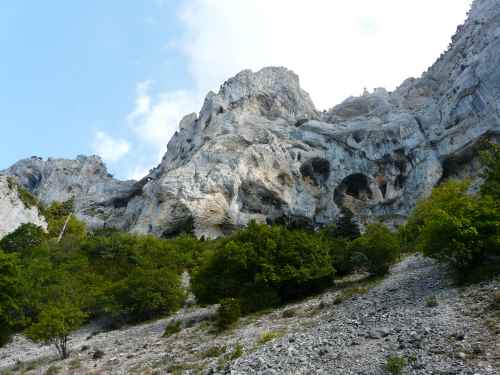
[0,176,47,239]
[4,0,500,237]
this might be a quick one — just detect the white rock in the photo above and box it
[0,175,47,239]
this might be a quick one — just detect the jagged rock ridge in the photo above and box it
[2,0,500,237]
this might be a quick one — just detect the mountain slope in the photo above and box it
[0,255,497,374]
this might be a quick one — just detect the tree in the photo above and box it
[0,250,21,346]
[0,223,45,257]
[110,267,184,322]
[192,222,335,312]
[216,298,241,331]
[480,142,500,200]
[44,199,86,240]
[333,208,361,240]
[406,180,499,271]
[26,302,87,359]
[349,223,400,276]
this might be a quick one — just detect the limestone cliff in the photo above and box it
[3,0,500,237]
[0,176,47,239]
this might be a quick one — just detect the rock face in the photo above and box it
[3,0,500,237]
[1,156,138,230]
[0,176,47,239]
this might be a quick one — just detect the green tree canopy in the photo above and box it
[349,223,400,276]
[0,223,46,256]
[0,250,21,346]
[192,221,335,312]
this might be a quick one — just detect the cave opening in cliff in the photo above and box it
[334,173,373,206]
[238,180,287,215]
[300,157,331,186]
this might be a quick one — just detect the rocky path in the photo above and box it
[224,255,499,374]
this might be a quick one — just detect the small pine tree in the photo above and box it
[216,298,241,331]
[334,208,360,240]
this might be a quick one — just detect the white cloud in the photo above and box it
[91,131,130,163]
[128,80,153,121]
[127,81,198,160]
[176,0,473,109]
[127,164,152,181]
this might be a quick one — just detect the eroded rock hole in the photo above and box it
[334,173,373,206]
[294,118,309,127]
[238,181,286,215]
[395,175,406,190]
[352,131,364,143]
[161,216,195,238]
[300,158,331,186]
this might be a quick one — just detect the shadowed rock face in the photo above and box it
[3,0,500,237]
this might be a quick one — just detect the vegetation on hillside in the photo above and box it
[0,142,497,358]
[401,143,500,277]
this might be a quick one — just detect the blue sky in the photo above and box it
[0,0,190,178]
[0,0,473,180]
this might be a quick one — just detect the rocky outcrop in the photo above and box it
[0,176,47,239]
[124,0,499,237]
[1,156,138,230]
[3,0,500,237]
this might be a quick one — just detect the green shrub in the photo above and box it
[69,358,81,369]
[480,142,500,200]
[332,207,361,240]
[256,330,282,345]
[192,221,335,313]
[349,223,400,276]
[385,355,406,374]
[0,217,205,340]
[44,365,60,375]
[216,298,241,331]
[406,180,499,272]
[239,287,281,314]
[44,199,87,240]
[203,345,226,358]
[163,320,182,337]
[17,186,40,210]
[282,308,298,318]
[425,295,438,308]
[229,343,243,360]
[0,223,46,256]
[401,145,500,274]
[26,302,87,359]
[110,267,184,323]
[44,199,74,221]
[0,250,21,347]
[6,178,41,210]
